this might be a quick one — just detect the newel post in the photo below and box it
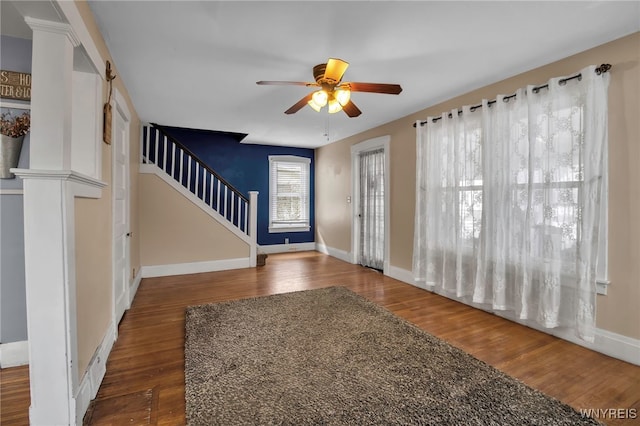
[249,191,258,267]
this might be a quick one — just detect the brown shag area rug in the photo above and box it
[185,286,600,425]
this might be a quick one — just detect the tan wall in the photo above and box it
[75,0,142,277]
[74,144,112,375]
[139,173,249,266]
[73,0,142,376]
[316,32,640,339]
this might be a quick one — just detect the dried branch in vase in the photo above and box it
[0,111,31,138]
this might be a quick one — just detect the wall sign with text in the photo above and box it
[0,70,31,101]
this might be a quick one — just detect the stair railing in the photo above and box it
[141,124,250,235]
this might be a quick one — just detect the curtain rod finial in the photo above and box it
[596,64,612,75]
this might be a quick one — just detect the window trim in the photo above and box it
[268,155,311,233]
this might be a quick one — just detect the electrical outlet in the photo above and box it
[285,238,290,244]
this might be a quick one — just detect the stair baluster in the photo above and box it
[141,124,251,236]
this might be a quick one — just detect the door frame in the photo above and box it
[112,87,131,330]
[350,135,390,273]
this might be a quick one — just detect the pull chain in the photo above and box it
[324,115,330,142]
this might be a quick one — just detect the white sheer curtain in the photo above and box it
[413,65,609,342]
[359,148,385,270]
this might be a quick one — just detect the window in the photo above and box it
[269,155,310,233]
[413,66,610,342]
[444,105,607,279]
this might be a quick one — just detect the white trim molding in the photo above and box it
[0,100,30,110]
[591,327,640,365]
[25,17,81,47]
[259,242,316,254]
[141,257,252,278]
[56,0,105,75]
[0,340,29,368]
[386,264,421,287]
[75,322,116,423]
[11,168,107,198]
[269,226,311,233]
[111,86,132,329]
[315,243,353,264]
[11,168,107,187]
[129,267,143,306]
[248,191,258,268]
[0,189,24,195]
[268,155,311,234]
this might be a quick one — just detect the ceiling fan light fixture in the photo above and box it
[307,99,323,112]
[311,90,328,107]
[328,98,343,114]
[257,57,402,117]
[335,88,351,106]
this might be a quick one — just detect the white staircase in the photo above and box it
[140,123,257,266]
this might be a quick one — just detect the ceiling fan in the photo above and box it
[256,58,402,117]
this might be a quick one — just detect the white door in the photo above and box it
[113,97,130,325]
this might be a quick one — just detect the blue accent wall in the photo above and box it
[0,36,31,192]
[0,35,31,344]
[160,126,315,246]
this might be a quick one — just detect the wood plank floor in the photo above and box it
[2,251,639,425]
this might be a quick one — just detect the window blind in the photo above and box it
[269,156,310,229]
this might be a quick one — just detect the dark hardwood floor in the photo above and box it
[2,251,639,425]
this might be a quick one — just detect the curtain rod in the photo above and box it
[413,63,612,127]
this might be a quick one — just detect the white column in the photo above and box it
[22,18,81,426]
[26,18,79,170]
[22,178,77,425]
[249,191,259,267]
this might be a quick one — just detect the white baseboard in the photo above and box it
[129,267,143,305]
[259,242,316,254]
[492,310,640,366]
[386,264,640,366]
[315,243,353,264]
[75,377,92,425]
[0,340,29,368]
[141,257,251,278]
[575,325,640,365]
[75,321,116,423]
[386,264,421,286]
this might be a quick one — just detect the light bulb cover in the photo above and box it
[328,98,343,114]
[335,88,351,106]
[311,90,328,107]
[307,99,322,112]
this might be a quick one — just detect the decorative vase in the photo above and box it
[0,134,25,179]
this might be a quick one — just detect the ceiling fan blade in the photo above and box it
[285,93,314,114]
[324,58,349,82]
[257,81,317,87]
[342,100,362,118]
[346,82,403,95]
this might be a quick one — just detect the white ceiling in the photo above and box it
[4,2,640,148]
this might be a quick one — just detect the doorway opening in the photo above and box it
[351,136,390,273]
